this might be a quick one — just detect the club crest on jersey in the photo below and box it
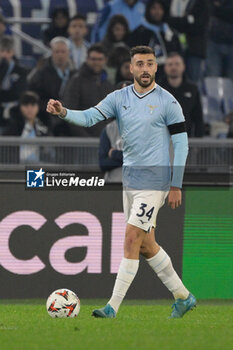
[147,104,157,114]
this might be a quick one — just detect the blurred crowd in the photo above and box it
[0,0,233,145]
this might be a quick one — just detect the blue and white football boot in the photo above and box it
[92,304,116,318]
[170,293,197,318]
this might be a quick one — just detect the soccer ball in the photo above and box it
[46,288,80,318]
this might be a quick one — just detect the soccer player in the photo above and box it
[47,46,196,318]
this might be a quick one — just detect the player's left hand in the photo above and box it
[168,187,182,209]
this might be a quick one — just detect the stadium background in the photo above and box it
[1,0,139,57]
[0,0,232,301]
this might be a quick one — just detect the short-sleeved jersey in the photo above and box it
[94,84,185,190]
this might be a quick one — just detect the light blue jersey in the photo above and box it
[64,84,188,190]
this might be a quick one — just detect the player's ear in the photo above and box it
[130,63,133,74]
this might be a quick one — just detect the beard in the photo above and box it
[135,73,155,88]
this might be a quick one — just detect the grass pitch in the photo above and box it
[0,299,232,350]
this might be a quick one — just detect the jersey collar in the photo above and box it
[132,83,157,99]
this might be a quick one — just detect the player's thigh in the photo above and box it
[128,190,168,232]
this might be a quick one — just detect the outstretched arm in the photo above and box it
[47,95,116,127]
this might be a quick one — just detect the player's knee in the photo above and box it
[140,244,153,258]
[124,226,144,252]
[140,245,147,255]
[140,241,159,258]
[125,234,140,249]
[140,246,152,259]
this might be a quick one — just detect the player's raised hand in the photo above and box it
[46,99,65,116]
[168,187,182,209]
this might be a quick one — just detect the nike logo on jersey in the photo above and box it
[139,219,147,224]
[172,101,177,104]
[123,105,130,110]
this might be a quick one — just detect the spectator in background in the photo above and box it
[5,91,51,137]
[101,15,130,84]
[129,0,181,80]
[0,14,6,38]
[4,91,52,163]
[68,14,90,70]
[99,81,132,183]
[224,112,233,138]
[28,36,77,134]
[63,44,114,137]
[91,0,145,43]
[43,8,69,46]
[0,35,27,133]
[99,119,123,182]
[206,0,233,80]
[159,52,204,137]
[115,58,133,84]
[167,0,210,83]
[101,15,130,52]
[106,45,131,84]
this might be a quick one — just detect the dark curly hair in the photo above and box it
[145,0,168,24]
[50,7,69,21]
[105,15,130,42]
